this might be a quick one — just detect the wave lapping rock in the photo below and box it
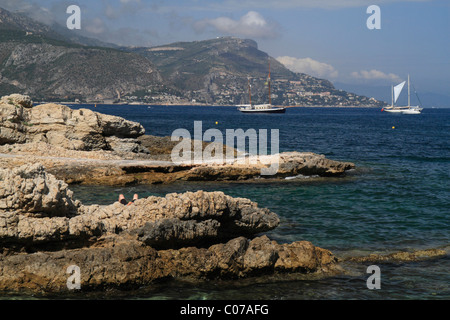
[0,234,338,293]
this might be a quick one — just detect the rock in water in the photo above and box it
[0,164,279,249]
[0,164,341,293]
[0,96,145,151]
[0,235,339,293]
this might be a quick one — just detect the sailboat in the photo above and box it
[382,75,423,114]
[238,61,286,114]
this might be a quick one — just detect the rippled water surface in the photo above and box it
[67,105,450,299]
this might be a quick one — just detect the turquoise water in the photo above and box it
[67,105,449,299]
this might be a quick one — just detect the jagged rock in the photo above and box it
[0,164,81,247]
[0,164,279,249]
[0,97,145,151]
[129,193,279,249]
[0,235,340,293]
[277,152,355,177]
[97,113,145,138]
[133,218,221,249]
[0,164,341,294]
[242,236,279,274]
[0,94,33,108]
[0,163,80,216]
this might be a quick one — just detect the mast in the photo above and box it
[248,78,252,106]
[391,85,394,107]
[407,74,410,107]
[268,59,271,105]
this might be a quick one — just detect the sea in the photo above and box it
[23,105,450,300]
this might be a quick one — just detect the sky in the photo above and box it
[1,0,449,98]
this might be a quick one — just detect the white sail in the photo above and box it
[383,75,423,114]
[393,81,406,103]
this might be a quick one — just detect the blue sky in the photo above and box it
[2,0,449,97]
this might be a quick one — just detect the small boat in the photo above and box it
[238,60,286,114]
[238,104,286,113]
[382,74,423,114]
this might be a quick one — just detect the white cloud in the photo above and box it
[276,56,338,79]
[84,18,106,35]
[194,11,279,39]
[103,0,144,19]
[351,69,401,82]
[220,0,430,9]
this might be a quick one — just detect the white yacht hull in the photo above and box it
[382,106,422,114]
[401,108,422,114]
[383,108,404,113]
[238,107,286,113]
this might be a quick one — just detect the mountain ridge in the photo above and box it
[0,7,386,107]
[0,7,118,48]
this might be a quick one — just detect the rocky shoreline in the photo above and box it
[0,149,356,186]
[0,94,445,296]
[0,163,341,294]
[0,94,355,186]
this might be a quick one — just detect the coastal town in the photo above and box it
[122,73,385,107]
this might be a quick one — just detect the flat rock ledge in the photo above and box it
[0,164,339,294]
[0,148,356,186]
[0,95,355,186]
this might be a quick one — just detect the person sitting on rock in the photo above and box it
[118,194,138,206]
